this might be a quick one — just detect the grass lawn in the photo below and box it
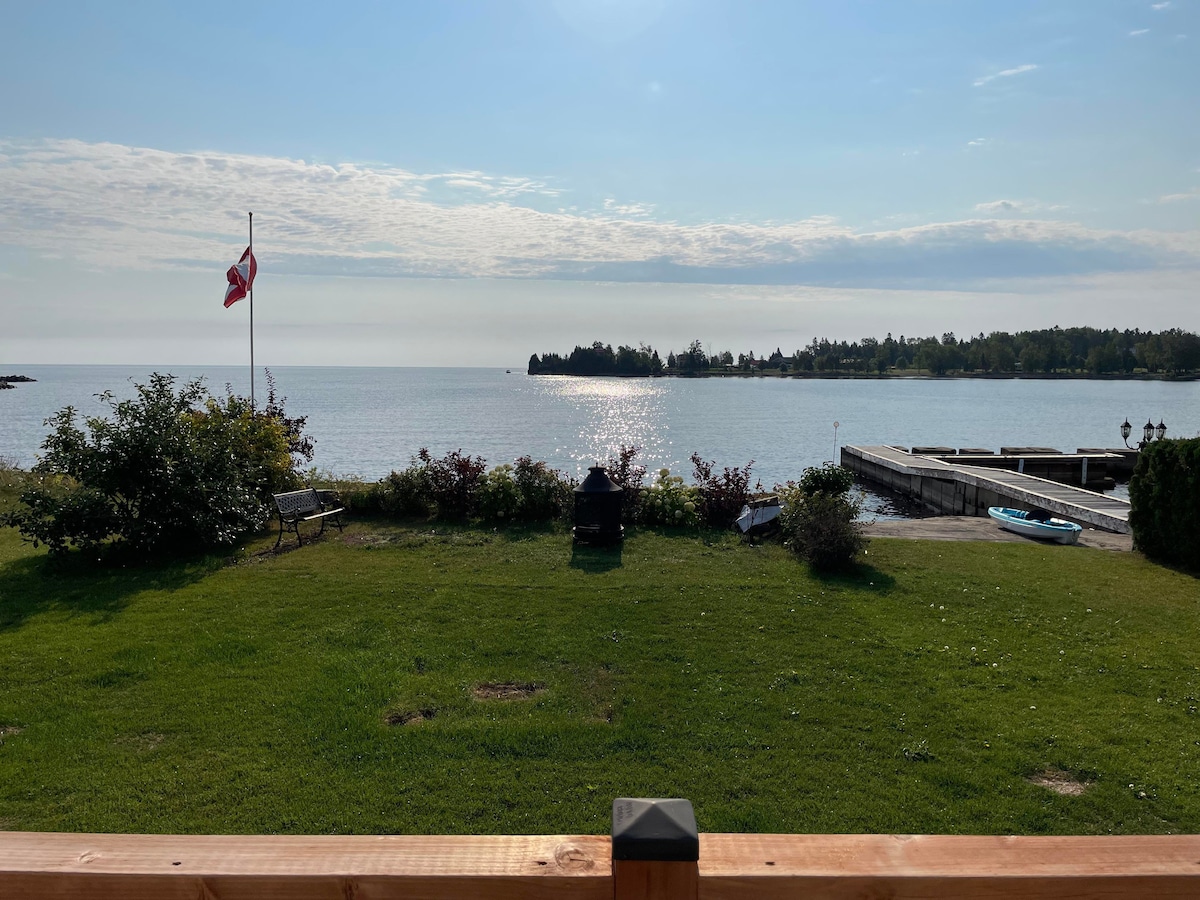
[0,518,1197,836]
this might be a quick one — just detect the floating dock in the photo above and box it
[842,445,1132,534]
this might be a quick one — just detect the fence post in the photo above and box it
[612,798,699,900]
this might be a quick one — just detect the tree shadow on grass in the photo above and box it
[809,561,896,592]
[0,547,221,632]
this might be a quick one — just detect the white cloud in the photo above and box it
[974,199,1066,214]
[0,138,1195,290]
[1130,28,1150,36]
[1159,188,1200,203]
[973,64,1038,87]
[602,198,656,217]
[966,137,990,148]
[1151,2,1171,9]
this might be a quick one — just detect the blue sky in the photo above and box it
[2,1,1197,366]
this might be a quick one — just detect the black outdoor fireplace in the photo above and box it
[573,465,624,544]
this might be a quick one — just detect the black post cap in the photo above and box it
[612,798,699,862]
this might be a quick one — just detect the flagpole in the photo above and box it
[248,211,255,408]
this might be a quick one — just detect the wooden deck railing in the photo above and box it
[4,799,1200,899]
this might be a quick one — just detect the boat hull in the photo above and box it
[987,507,1082,544]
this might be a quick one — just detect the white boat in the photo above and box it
[987,507,1082,544]
[736,498,782,535]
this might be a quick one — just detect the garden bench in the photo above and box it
[272,488,345,548]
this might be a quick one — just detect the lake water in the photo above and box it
[4,366,1197,515]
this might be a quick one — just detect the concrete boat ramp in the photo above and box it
[842,445,1131,534]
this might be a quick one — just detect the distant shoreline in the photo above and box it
[528,370,1199,382]
[0,375,36,390]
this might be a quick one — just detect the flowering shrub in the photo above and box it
[638,468,701,527]
[510,456,573,521]
[478,464,523,521]
[477,457,572,522]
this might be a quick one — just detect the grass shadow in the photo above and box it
[569,541,624,573]
[0,546,223,632]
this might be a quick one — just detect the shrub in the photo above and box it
[639,468,701,527]
[478,464,523,521]
[690,453,757,527]
[364,467,431,518]
[776,465,867,572]
[1129,437,1200,570]
[414,448,487,520]
[510,456,573,521]
[605,445,647,520]
[1,374,312,556]
[798,462,856,496]
[0,457,34,515]
[479,457,573,522]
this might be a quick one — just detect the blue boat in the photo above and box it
[987,507,1082,544]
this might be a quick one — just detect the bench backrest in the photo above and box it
[274,488,322,518]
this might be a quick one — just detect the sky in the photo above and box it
[1,0,1197,367]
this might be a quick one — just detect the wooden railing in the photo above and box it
[4,799,1200,898]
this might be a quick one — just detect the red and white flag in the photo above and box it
[223,247,257,308]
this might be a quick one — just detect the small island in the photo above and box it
[0,375,36,390]
[528,327,1200,378]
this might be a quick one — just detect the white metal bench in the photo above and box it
[272,488,345,548]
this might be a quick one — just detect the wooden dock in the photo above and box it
[842,445,1131,534]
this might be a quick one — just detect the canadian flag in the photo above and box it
[223,247,257,308]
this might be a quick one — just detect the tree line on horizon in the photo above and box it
[528,327,1200,377]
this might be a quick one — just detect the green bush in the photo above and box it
[478,457,572,522]
[1129,437,1200,570]
[363,467,431,518]
[776,465,867,572]
[364,454,571,524]
[690,453,757,528]
[1,374,312,556]
[0,457,34,515]
[798,461,856,496]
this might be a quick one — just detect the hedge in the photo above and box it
[1128,437,1200,571]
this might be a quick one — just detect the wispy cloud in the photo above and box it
[973,64,1038,88]
[1159,188,1200,203]
[1130,28,1150,36]
[1151,1,1171,10]
[0,139,1195,289]
[602,198,656,217]
[966,137,990,148]
[974,199,1065,214]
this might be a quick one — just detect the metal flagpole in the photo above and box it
[249,211,255,407]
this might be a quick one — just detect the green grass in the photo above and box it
[0,520,1197,836]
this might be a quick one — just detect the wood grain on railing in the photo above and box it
[0,832,612,900]
[698,833,1200,899]
[6,831,1200,899]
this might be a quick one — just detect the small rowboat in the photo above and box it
[987,507,1082,545]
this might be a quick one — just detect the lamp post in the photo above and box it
[1121,417,1166,449]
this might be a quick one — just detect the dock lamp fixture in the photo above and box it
[1121,418,1166,449]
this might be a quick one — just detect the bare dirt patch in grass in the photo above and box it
[0,725,24,743]
[385,708,436,726]
[1028,767,1092,796]
[473,682,544,701]
[342,532,399,547]
[115,732,164,753]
